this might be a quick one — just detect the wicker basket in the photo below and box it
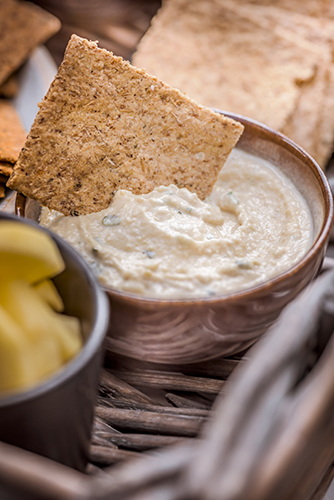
[1,269,334,499]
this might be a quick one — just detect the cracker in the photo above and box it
[314,66,334,168]
[221,1,334,56]
[0,162,13,177]
[0,100,26,163]
[0,74,19,99]
[234,0,334,19]
[0,174,9,183]
[8,35,244,216]
[282,63,327,166]
[0,0,61,85]
[227,1,334,168]
[133,0,319,131]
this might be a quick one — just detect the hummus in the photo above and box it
[40,149,312,298]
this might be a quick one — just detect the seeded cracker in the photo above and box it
[8,35,244,216]
[0,0,61,86]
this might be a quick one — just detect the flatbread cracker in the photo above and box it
[0,174,9,183]
[234,0,334,19]
[315,66,334,168]
[218,1,333,167]
[0,100,26,163]
[282,63,327,165]
[0,162,13,177]
[0,74,19,98]
[242,4,334,52]
[0,0,60,85]
[221,0,334,56]
[133,0,319,131]
[8,35,244,216]
[224,1,334,168]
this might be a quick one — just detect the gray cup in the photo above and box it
[0,213,109,471]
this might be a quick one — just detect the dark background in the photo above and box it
[29,0,161,65]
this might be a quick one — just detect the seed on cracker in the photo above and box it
[0,99,26,164]
[8,35,244,216]
[0,0,61,86]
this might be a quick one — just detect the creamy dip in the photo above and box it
[40,149,313,298]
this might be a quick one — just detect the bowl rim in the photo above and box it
[0,212,109,407]
[103,111,334,304]
[15,111,334,306]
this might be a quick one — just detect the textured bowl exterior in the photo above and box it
[16,112,333,364]
[0,213,109,471]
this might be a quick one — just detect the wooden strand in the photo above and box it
[90,445,141,466]
[93,416,117,434]
[93,431,191,451]
[165,393,212,410]
[96,397,209,417]
[99,370,160,405]
[95,406,204,437]
[91,433,118,448]
[109,369,224,394]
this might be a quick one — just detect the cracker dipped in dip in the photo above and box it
[40,149,312,298]
[8,36,312,299]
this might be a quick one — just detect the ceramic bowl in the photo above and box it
[0,213,109,471]
[16,112,334,364]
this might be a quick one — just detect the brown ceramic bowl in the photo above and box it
[16,111,334,364]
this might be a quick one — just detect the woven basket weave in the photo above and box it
[1,269,334,500]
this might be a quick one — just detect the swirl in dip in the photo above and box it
[40,149,312,298]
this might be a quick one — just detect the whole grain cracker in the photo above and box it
[8,35,244,216]
[0,100,26,163]
[132,0,319,131]
[0,0,61,85]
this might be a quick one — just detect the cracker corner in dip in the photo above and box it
[7,34,244,216]
[8,34,312,299]
[40,149,313,299]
